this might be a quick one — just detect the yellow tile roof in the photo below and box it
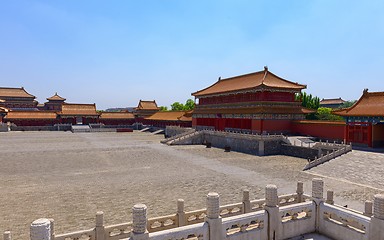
[192,67,306,97]
[60,103,98,116]
[5,111,57,119]
[333,90,384,117]
[0,87,35,98]
[100,112,135,119]
[145,111,192,121]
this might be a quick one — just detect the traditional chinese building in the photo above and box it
[4,111,58,126]
[0,87,38,109]
[0,106,8,123]
[44,93,66,111]
[58,103,99,125]
[191,67,313,133]
[99,112,135,126]
[134,100,160,120]
[144,111,192,128]
[320,97,346,108]
[333,89,384,147]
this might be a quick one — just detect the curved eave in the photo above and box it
[193,86,304,98]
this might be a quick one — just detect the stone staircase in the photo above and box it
[303,143,352,170]
[161,129,196,144]
[71,125,91,133]
[162,130,201,145]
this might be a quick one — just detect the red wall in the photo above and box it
[292,121,345,140]
[262,120,292,133]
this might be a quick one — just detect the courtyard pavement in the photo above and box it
[0,131,382,239]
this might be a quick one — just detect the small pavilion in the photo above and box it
[134,100,160,120]
[320,98,346,108]
[333,89,384,147]
[44,93,66,111]
[191,67,313,133]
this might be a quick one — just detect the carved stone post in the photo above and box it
[205,192,223,240]
[30,218,51,240]
[49,219,55,240]
[264,184,280,240]
[368,195,384,239]
[258,141,265,156]
[130,204,149,240]
[3,231,11,240]
[312,178,324,232]
[326,190,334,205]
[296,181,304,203]
[242,189,251,213]
[312,178,324,200]
[96,211,105,240]
[369,195,384,240]
[177,199,186,226]
[364,200,373,217]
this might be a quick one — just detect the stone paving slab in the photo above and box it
[288,233,333,240]
[0,131,382,239]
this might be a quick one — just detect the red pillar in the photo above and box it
[260,119,264,134]
[368,123,373,147]
[344,124,348,144]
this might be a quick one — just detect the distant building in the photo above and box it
[99,112,135,126]
[134,100,160,119]
[0,87,37,110]
[58,103,99,125]
[333,89,384,147]
[4,111,57,126]
[320,98,346,108]
[191,67,313,133]
[144,111,192,128]
[44,93,66,111]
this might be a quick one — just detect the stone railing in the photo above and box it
[6,179,384,240]
[161,128,196,144]
[167,131,203,145]
[303,144,352,170]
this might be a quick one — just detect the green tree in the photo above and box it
[339,100,357,109]
[170,102,185,111]
[184,99,195,111]
[298,92,320,110]
[315,107,344,121]
[159,106,168,111]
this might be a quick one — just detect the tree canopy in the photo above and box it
[295,92,320,110]
[161,99,195,111]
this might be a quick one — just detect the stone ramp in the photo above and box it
[161,129,196,144]
[71,125,91,133]
[303,144,352,170]
[139,127,150,132]
[151,129,164,135]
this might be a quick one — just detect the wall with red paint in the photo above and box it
[292,121,345,140]
[262,120,292,133]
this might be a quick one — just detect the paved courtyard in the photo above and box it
[0,131,383,239]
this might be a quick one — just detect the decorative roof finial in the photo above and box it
[264,66,268,71]
[363,88,369,94]
[218,77,221,81]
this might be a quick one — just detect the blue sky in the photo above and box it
[1,1,383,110]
